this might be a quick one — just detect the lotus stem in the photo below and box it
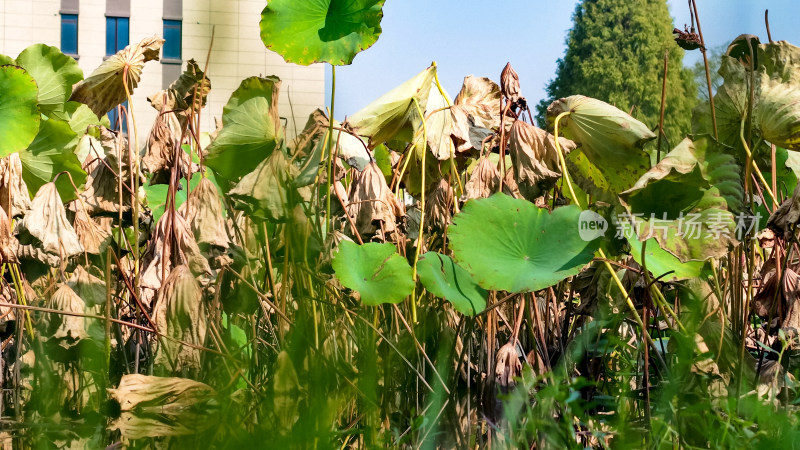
[325,65,337,235]
[552,111,579,205]
[739,118,778,207]
[411,97,428,324]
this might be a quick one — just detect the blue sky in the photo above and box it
[327,0,800,119]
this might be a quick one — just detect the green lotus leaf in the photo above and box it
[694,40,800,153]
[204,76,282,184]
[332,241,414,306]
[259,0,384,66]
[417,252,487,316]
[449,193,600,293]
[0,65,40,157]
[19,118,87,202]
[229,149,298,222]
[546,95,655,201]
[621,136,744,262]
[69,36,164,117]
[628,237,705,281]
[347,65,436,149]
[16,44,83,114]
[0,54,14,65]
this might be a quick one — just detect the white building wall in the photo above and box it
[1,0,60,57]
[0,0,326,142]
[184,0,326,140]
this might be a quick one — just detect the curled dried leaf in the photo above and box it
[179,177,230,250]
[19,182,83,260]
[68,265,106,308]
[0,153,32,217]
[464,156,500,200]
[142,106,196,185]
[495,342,522,390]
[72,201,111,255]
[140,211,211,308]
[502,168,520,199]
[80,127,142,216]
[0,206,18,264]
[500,63,520,103]
[767,183,800,239]
[109,373,215,412]
[346,162,404,236]
[70,36,165,117]
[42,284,89,344]
[508,120,576,201]
[425,178,453,230]
[152,265,208,372]
[451,76,502,152]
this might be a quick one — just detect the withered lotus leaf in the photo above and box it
[19,182,83,259]
[140,211,211,308]
[0,206,18,264]
[42,284,89,344]
[464,156,500,200]
[152,265,208,372]
[72,201,111,255]
[424,178,453,230]
[108,373,215,412]
[69,36,164,117]
[0,153,32,217]
[451,76,502,152]
[346,162,404,236]
[179,177,230,250]
[508,120,576,201]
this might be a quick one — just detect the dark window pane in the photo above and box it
[108,100,129,133]
[163,20,181,60]
[61,14,78,55]
[106,17,130,56]
[106,17,116,55]
[117,17,129,49]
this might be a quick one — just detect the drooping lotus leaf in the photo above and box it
[347,65,436,149]
[346,161,404,235]
[756,146,800,229]
[69,36,164,117]
[204,76,282,184]
[449,194,600,292]
[694,40,800,153]
[18,181,83,259]
[332,241,414,306]
[259,0,384,66]
[16,44,83,114]
[463,156,500,200]
[168,59,211,110]
[628,237,705,281]
[109,374,215,412]
[0,153,33,217]
[508,120,576,202]
[0,205,18,264]
[323,126,371,171]
[417,252,487,316]
[0,65,40,157]
[64,102,104,137]
[153,265,208,372]
[546,95,655,201]
[19,118,86,202]
[179,177,230,249]
[229,149,299,222]
[414,81,456,160]
[451,76,502,152]
[621,136,745,262]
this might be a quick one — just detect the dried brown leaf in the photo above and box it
[152,265,208,372]
[500,63,520,103]
[346,162,404,236]
[19,182,83,259]
[108,373,215,412]
[464,157,500,200]
[0,153,32,217]
[179,177,230,250]
[508,120,576,201]
[425,178,453,230]
[495,342,522,390]
[0,206,18,264]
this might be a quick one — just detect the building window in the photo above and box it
[61,14,78,56]
[162,20,182,61]
[106,16,129,56]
